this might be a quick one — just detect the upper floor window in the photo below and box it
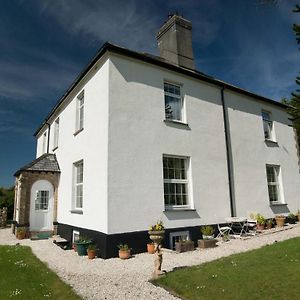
[262,111,275,141]
[163,155,189,208]
[164,82,183,122]
[42,131,47,154]
[266,165,283,204]
[73,160,83,209]
[76,91,84,132]
[53,118,59,149]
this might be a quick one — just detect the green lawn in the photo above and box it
[0,245,81,300]
[152,237,300,300]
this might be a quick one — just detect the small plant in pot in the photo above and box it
[287,213,297,224]
[75,236,92,256]
[118,243,131,259]
[275,215,286,227]
[87,244,97,259]
[266,219,273,229]
[175,238,195,253]
[16,227,26,240]
[201,225,215,240]
[198,226,217,249]
[256,214,265,231]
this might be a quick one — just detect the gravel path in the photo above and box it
[1,225,300,299]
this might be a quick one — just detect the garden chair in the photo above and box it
[216,223,231,240]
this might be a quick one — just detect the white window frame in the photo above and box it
[73,160,84,210]
[42,131,47,154]
[35,190,49,211]
[266,165,284,204]
[72,230,80,243]
[169,231,190,250]
[164,82,185,122]
[163,155,191,209]
[76,91,84,132]
[53,117,59,149]
[262,111,275,141]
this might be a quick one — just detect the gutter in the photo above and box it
[221,87,236,217]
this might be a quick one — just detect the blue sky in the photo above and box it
[0,0,299,187]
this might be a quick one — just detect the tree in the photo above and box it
[283,5,300,148]
[0,186,15,220]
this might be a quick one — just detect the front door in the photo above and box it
[30,180,54,231]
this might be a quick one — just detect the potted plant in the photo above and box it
[147,242,155,254]
[16,227,26,240]
[175,238,195,253]
[75,236,92,256]
[198,226,217,249]
[118,243,131,259]
[148,221,165,246]
[201,225,215,239]
[256,214,265,231]
[87,244,96,259]
[275,215,286,227]
[266,219,273,229]
[287,213,297,224]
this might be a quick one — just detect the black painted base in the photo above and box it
[57,222,218,259]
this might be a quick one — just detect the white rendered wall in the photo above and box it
[226,91,300,218]
[107,54,231,234]
[36,58,109,233]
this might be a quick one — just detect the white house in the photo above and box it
[13,15,300,258]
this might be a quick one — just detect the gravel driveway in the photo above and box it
[1,225,300,300]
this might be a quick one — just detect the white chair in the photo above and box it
[245,219,257,236]
[217,223,231,239]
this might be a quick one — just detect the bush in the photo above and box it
[0,186,14,220]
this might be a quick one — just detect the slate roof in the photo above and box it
[34,42,289,137]
[14,154,60,176]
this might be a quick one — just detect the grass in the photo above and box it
[0,245,81,300]
[152,237,300,300]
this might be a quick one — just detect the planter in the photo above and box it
[148,230,165,245]
[76,242,91,256]
[119,249,131,259]
[175,241,195,253]
[87,249,96,259]
[16,231,26,240]
[287,217,296,224]
[256,224,265,231]
[266,223,272,230]
[147,243,155,254]
[72,243,77,252]
[198,239,217,249]
[275,216,286,227]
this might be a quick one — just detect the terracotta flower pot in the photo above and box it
[119,249,131,259]
[275,216,286,227]
[87,249,96,259]
[257,223,265,231]
[16,231,26,240]
[147,243,155,254]
[73,243,77,252]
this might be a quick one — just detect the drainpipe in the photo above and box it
[220,87,236,217]
[46,121,51,154]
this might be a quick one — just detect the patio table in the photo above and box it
[225,217,247,237]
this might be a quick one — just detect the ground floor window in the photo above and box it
[72,230,80,243]
[266,165,283,203]
[169,231,190,250]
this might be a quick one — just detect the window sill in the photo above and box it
[52,146,58,152]
[164,119,190,129]
[265,139,278,145]
[269,202,287,207]
[70,209,83,214]
[73,128,84,136]
[164,207,196,212]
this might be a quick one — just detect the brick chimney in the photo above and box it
[156,14,195,70]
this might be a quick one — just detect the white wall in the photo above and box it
[107,54,231,234]
[226,90,300,218]
[36,57,110,233]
